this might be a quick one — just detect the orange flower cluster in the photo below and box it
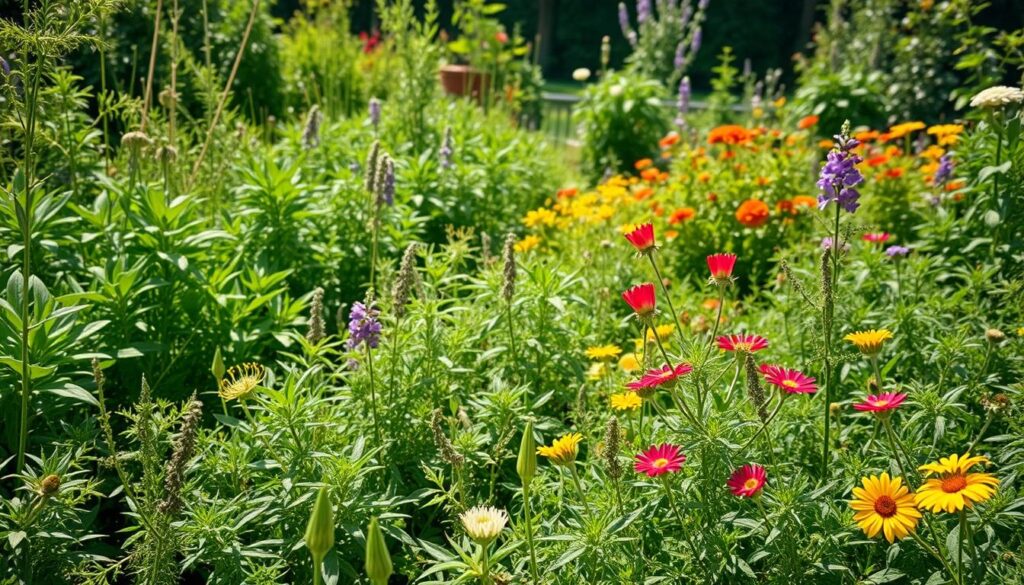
[708,125,753,146]
[735,199,770,228]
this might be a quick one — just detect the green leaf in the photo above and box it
[977,161,1011,183]
[0,356,56,379]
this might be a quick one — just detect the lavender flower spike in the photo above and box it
[690,27,702,54]
[674,43,686,70]
[347,302,382,351]
[636,0,652,23]
[885,245,910,258]
[618,3,632,38]
[816,125,864,213]
[369,97,381,131]
[933,153,954,186]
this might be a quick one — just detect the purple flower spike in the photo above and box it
[885,245,910,258]
[347,302,382,351]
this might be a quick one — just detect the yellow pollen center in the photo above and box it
[873,495,897,517]
[653,458,669,468]
[734,342,752,352]
[782,380,799,388]
[744,478,760,490]
[941,474,967,493]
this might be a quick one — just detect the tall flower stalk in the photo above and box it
[516,421,540,583]
[815,121,862,478]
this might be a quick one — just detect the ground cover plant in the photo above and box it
[1,0,1023,584]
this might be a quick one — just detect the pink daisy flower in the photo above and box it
[727,464,767,497]
[717,334,769,353]
[862,232,891,244]
[634,443,686,478]
[626,363,693,392]
[624,223,656,254]
[763,366,817,394]
[853,392,908,413]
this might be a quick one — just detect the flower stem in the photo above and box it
[522,483,540,583]
[569,464,592,514]
[743,395,785,449]
[958,510,965,583]
[365,343,382,445]
[754,496,774,534]
[312,552,323,585]
[480,543,490,585]
[821,203,841,479]
[871,355,885,391]
[910,531,961,585]
[661,476,700,560]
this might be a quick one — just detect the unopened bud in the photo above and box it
[517,420,537,485]
[365,517,393,585]
[304,486,335,561]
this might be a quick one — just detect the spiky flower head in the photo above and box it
[392,243,419,319]
[306,287,326,343]
[460,506,508,545]
[744,354,769,422]
[219,363,266,401]
[430,409,464,467]
[817,121,863,213]
[157,395,203,515]
[986,328,1006,344]
[368,97,381,130]
[121,130,153,150]
[302,105,323,150]
[603,416,623,480]
[502,234,517,302]
[365,141,381,194]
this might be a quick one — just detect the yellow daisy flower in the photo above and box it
[618,353,640,373]
[849,473,921,543]
[645,324,676,343]
[609,392,642,411]
[585,344,622,361]
[915,453,999,513]
[219,362,266,401]
[844,329,893,356]
[514,235,541,253]
[586,362,606,381]
[537,432,582,466]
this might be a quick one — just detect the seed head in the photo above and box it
[744,354,769,422]
[501,233,517,302]
[430,409,464,467]
[986,328,1006,344]
[365,141,381,194]
[39,474,61,496]
[603,416,623,480]
[392,244,419,319]
[302,105,323,150]
[307,287,326,343]
[157,395,204,516]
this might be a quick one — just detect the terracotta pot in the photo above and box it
[439,64,490,100]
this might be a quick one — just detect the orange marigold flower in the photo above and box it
[634,187,654,201]
[756,176,772,187]
[818,139,834,149]
[854,130,880,142]
[659,132,681,148]
[798,115,819,130]
[708,125,753,146]
[792,195,817,209]
[867,155,890,167]
[885,168,904,179]
[698,172,711,183]
[668,207,696,224]
[776,199,795,215]
[640,168,661,182]
[634,158,654,170]
[735,199,770,228]
[556,187,578,199]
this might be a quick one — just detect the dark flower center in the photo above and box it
[941,473,967,493]
[874,495,897,517]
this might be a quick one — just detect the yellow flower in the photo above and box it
[915,453,999,513]
[850,473,921,543]
[514,235,541,253]
[888,121,926,139]
[618,353,640,372]
[586,362,606,381]
[219,362,266,401]
[1017,327,1024,337]
[523,208,557,228]
[537,432,582,466]
[646,324,676,343]
[609,392,642,411]
[844,329,893,356]
[927,125,964,147]
[585,344,622,361]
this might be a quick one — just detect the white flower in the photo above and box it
[969,86,1024,109]
[459,505,508,545]
[609,84,624,97]
[572,68,592,82]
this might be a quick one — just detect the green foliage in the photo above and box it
[574,70,671,180]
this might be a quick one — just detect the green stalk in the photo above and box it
[958,510,965,583]
[480,544,490,585]
[365,343,382,445]
[909,531,961,585]
[16,45,48,475]
[569,464,591,514]
[312,552,323,585]
[821,203,840,479]
[647,253,685,346]
[521,483,540,583]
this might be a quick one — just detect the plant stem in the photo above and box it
[909,531,961,585]
[312,552,323,585]
[647,253,685,346]
[480,543,490,585]
[821,203,840,479]
[958,510,965,583]
[871,355,884,391]
[569,464,592,514]
[661,476,700,561]
[754,496,774,533]
[522,483,540,583]
[366,343,382,445]
[743,395,785,448]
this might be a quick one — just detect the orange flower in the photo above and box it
[756,176,772,187]
[798,115,819,130]
[635,158,654,170]
[735,199,770,228]
[885,168,904,179]
[633,187,654,201]
[659,132,681,148]
[792,195,817,209]
[668,207,696,224]
[706,192,718,202]
[776,199,795,215]
[818,139,834,149]
[640,168,661,182]
[854,130,880,142]
[664,229,679,239]
[867,154,890,167]
[556,187,578,199]
[708,125,753,146]
[698,172,711,183]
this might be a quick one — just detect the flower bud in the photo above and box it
[516,420,537,485]
[40,474,61,496]
[211,347,226,384]
[986,328,1005,344]
[304,486,335,562]
[365,517,393,585]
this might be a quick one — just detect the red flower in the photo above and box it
[659,132,681,148]
[717,334,768,353]
[854,392,907,413]
[668,207,696,224]
[798,115,819,130]
[624,223,656,254]
[727,464,767,497]
[706,253,737,282]
[622,283,656,317]
[626,363,693,392]
[634,443,686,478]
[862,232,891,244]
[495,31,509,44]
[762,366,817,394]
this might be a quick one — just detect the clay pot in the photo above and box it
[439,64,490,100]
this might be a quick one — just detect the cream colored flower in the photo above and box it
[460,505,508,545]
[969,86,1024,109]
[572,68,592,82]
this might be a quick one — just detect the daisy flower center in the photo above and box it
[873,495,897,517]
[941,473,967,493]
[782,379,799,389]
[734,342,752,352]
[653,458,669,468]
[744,478,760,490]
